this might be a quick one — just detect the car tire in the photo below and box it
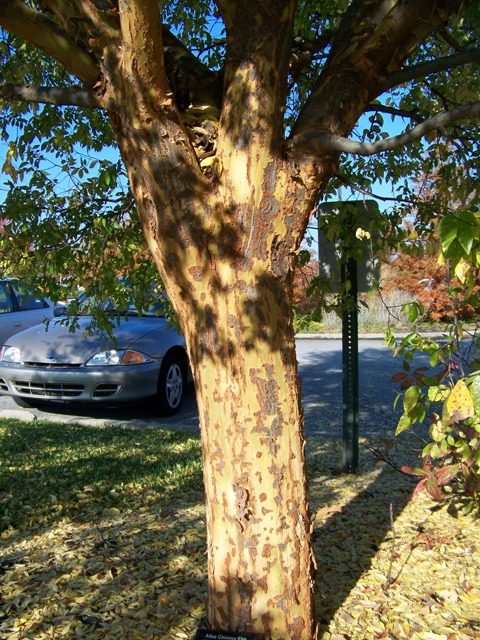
[155,351,186,416]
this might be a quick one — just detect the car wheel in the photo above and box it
[156,351,186,416]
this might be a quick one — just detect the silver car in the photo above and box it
[0,278,63,347]
[0,297,189,416]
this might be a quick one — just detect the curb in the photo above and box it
[0,409,37,422]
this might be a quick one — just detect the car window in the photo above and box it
[0,282,13,314]
[12,282,49,311]
[77,293,165,317]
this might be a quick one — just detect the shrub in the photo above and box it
[294,290,413,334]
[389,329,480,515]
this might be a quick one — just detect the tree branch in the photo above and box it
[364,104,422,123]
[117,0,169,105]
[0,0,100,87]
[292,0,464,151]
[294,101,480,157]
[161,26,223,111]
[0,18,222,111]
[0,83,100,107]
[383,49,480,92]
[439,26,466,52]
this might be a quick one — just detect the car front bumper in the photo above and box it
[0,360,162,405]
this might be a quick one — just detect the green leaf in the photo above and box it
[467,375,480,412]
[400,465,430,476]
[457,220,475,255]
[438,215,458,252]
[396,412,413,435]
[402,302,419,323]
[429,351,439,367]
[430,443,441,459]
[403,385,420,413]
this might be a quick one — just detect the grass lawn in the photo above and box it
[1,419,479,639]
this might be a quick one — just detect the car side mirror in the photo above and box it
[54,304,67,317]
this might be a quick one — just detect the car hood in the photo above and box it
[3,315,179,365]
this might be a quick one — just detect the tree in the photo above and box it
[382,159,480,323]
[1,2,480,638]
[293,250,320,316]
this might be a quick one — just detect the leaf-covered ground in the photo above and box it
[0,422,478,640]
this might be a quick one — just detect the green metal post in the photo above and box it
[342,257,359,473]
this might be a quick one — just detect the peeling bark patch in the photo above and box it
[266,593,288,612]
[233,483,252,532]
[268,464,285,490]
[257,574,268,593]
[211,452,226,475]
[249,366,284,439]
[289,616,306,637]
[255,377,278,416]
[235,576,255,630]
[188,265,204,281]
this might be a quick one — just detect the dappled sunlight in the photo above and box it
[1,500,208,638]
[1,429,479,639]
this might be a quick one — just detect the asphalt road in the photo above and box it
[0,337,408,437]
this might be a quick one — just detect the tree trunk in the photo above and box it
[105,28,322,633]
[181,265,315,639]
[109,111,322,636]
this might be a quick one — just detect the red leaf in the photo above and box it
[400,377,414,390]
[435,464,460,486]
[413,477,429,497]
[401,466,429,477]
[391,372,409,382]
[424,477,442,501]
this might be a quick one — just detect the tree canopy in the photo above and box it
[1,1,479,302]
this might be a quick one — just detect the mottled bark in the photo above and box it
[110,115,324,636]
[181,262,316,638]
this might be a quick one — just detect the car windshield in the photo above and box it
[77,293,166,318]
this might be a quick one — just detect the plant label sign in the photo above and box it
[195,630,262,640]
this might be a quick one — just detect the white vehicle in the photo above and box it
[0,279,64,347]
[0,292,189,416]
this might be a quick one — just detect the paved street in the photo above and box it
[0,337,408,437]
[297,337,407,436]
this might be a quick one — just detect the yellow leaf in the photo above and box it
[446,379,474,422]
[314,505,343,520]
[454,257,469,283]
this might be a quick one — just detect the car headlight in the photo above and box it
[0,346,23,364]
[86,349,153,366]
